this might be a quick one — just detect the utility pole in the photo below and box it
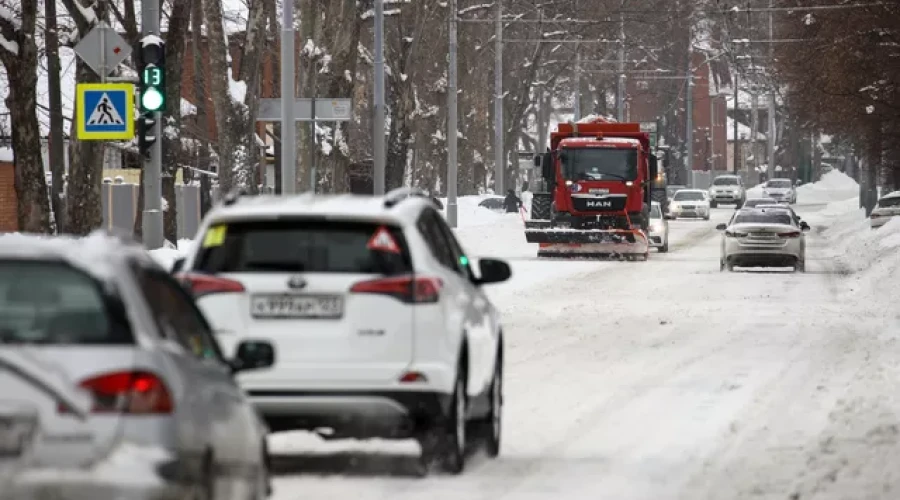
[573,0,581,121]
[374,0,386,194]
[733,70,739,174]
[686,57,694,186]
[766,0,776,179]
[574,47,582,121]
[141,0,163,249]
[447,0,459,227]
[494,0,505,193]
[616,6,625,121]
[751,89,759,174]
[280,0,296,194]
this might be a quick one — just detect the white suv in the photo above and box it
[708,175,746,207]
[174,188,510,475]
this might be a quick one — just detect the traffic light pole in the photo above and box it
[141,0,164,250]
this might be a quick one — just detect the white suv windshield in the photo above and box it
[194,220,413,275]
[713,177,739,186]
[767,180,792,188]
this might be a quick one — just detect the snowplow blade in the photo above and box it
[524,220,552,230]
[526,229,650,259]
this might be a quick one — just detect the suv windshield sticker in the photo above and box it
[202,225,227,248]
[367,226,401,254]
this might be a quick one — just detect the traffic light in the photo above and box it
[138,37,166,112]
[137,109,156,159]
[137,37,165,158]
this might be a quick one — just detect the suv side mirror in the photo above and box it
[800,221,810,231]
[474,258,511,285]
[716,223,727,231]
[231,340,275,374]
[171,257,185,274]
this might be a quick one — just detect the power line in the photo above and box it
[729,2,886,12]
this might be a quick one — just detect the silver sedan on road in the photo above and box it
[717,208,810,272]
[0,232,275,500]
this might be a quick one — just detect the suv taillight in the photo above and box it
[778,231,801,238]
[175,272,245,298]
[351,275,441,304]
[59,371,173,414]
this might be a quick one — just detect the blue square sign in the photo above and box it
[76,83,135,141]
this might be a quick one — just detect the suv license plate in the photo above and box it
[251,294,344,319]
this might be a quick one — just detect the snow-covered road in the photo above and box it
[266,198,900,500]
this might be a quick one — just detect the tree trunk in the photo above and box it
[0,1,51,233]
[237,0,270,194]
[160,0,191,243]
[45,0,67,233]
[310,0,362,193]
[61,0,105,235]
[65,59,107,235]
[203,0,240,193]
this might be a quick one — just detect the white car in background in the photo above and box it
[669,189,711,220]
[762,178,797,204]
[176,188,511,475]
[870,191,900,229]
[708,175,746,207]
[717,207,809,272]
[648,202,669,252]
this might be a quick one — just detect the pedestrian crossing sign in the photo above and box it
[76,83,135,141]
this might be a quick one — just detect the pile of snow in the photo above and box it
[437,195,507,228]
[797,170,859,204]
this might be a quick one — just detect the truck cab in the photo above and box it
[531,120,658,232]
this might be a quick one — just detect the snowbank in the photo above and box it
[746,170,859,204]
[797,170,859,204]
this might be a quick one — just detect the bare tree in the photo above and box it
[61,0,105,235]
[0,0,52,233]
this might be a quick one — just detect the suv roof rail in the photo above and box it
[384,187,435,208]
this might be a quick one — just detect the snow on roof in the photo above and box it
[576,114,618,124]
[726,117,767,141]
[0,231,148,280]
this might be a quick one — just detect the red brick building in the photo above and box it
[626,50,730,174]
[0,158,16,231]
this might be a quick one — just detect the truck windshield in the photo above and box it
[561,148,637,181]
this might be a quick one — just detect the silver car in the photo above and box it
[648,202,669,252]
[0,232,274,500]
[717,208,809,272]
[762,178,797,204]
[870,191,900,228]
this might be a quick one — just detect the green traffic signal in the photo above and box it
[141,87,165,112]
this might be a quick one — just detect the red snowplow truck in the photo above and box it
[525,118,659,259]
